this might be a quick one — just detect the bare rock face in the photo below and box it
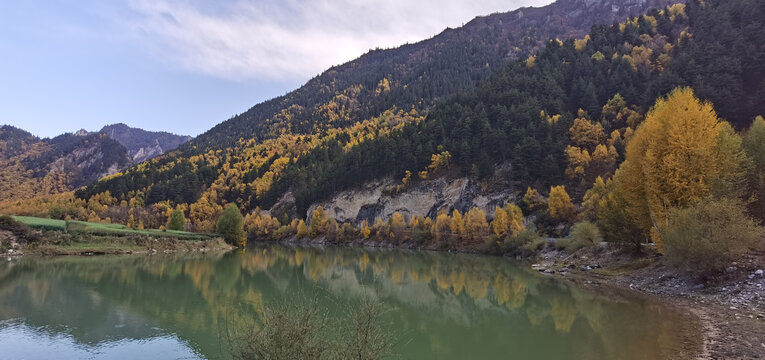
[100,123,191,163]
[303,163,516,224]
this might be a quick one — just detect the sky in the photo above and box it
[0,0,551,138]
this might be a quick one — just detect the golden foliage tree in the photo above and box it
[522,187,546,212]
[435,212,452,244]
[548,186,575,222]
[614,88,749,251]
[309,206,329,238]
[464,208,489,244]
[450,210,465,238]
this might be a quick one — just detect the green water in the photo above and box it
[0,245,692,359]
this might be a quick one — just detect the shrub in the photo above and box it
[231,300,331,360]
[662,197,763,273]
[502,226,544,256]
[560,221,602,252]
[230,298,395,360]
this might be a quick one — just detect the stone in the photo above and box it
[755,269,763,275]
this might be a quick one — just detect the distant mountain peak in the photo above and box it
[99,123,191,163]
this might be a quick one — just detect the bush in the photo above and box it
[559,221,602,252]
[230,298,395,360]
[502,226,544,256]
[662,198,763,273]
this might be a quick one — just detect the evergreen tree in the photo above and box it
[167,208,186,231]
[217,204,246,247]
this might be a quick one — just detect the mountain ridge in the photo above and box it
[0,123,191,201]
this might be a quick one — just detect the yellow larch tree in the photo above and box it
[614,87,748,251]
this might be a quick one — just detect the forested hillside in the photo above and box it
[0,127,130,201]
[75,0,764,223]
[72,0,683,220]
[184,0,678,152]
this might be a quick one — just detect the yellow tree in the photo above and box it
[523,187,546,211]
[390,212,407,240]
[579,176,609,222]
[569,110,605,151]
[491,207,510,239]
[464,208,489,243]
[360,219,371,239]
[548,185,575,222]
[435,212,452,243]
[296,219,308,238]
[450,210,465,239]
[505,204,525,236]
[614,87,748,251]
[309,206,328,237]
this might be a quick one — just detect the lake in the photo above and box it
[0,245,695,359]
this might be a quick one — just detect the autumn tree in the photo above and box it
[522,187,546,212]
[613,88,749,251]
[434,211,452,244]
[491,204,525,239]
[464,208,489,244]
[217,204,246,247]
[450,210,465,239]
[167,208,186,231]
[548,186,575,222]
[309,206,329,237]
[390,212,407,241]
[579,177,608,222]
[296,219,308,238]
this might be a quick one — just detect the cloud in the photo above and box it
[125,0,550,81]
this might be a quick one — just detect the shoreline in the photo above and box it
[531,246,765,360]
[6,235,235,257]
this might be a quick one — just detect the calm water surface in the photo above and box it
[0,245,692,359]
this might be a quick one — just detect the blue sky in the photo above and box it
[0,0,550,138]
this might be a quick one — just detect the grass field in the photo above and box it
[9,216,67,231]
[10,215,215,240]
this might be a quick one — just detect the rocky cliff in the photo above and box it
[303,164,516,224]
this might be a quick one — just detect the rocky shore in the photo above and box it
[532,245,765,360]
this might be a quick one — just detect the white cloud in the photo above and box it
[125,0,551,81]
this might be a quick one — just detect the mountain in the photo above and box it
[75,0,765,230]
[0,124,191,201]
[100,123,192,163]
[73,0,686,223]
[185,0,681,153]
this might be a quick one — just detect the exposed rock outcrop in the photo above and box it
[303,163,517,224]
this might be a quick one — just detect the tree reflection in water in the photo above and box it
[0,245,694,359]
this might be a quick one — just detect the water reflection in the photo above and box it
[0,246,691,359]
